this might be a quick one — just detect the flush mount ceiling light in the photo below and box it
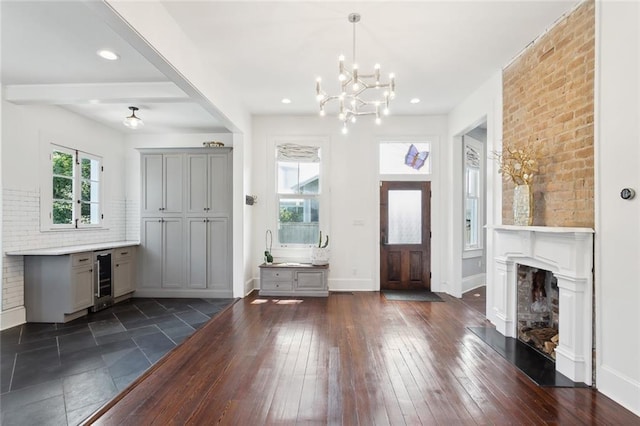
[97,49,119,61]
[315,12,396,134]
[123,106,144,129]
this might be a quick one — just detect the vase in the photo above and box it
[513,184,533,226]
[310,247,330,265]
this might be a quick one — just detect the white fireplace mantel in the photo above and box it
[488,225,594,385]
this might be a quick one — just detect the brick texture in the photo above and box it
[502,1,594,227]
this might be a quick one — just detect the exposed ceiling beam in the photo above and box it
[5,82,189,105]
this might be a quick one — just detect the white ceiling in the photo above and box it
[1,0,579,134]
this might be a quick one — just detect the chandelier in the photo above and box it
[315,13,396,134]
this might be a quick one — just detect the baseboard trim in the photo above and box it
[133,289,233,298]
[1,306,26,330]
[328,278,375,292]
[245,278,257,296]
[597,364,640,416]
[462,273,486,293]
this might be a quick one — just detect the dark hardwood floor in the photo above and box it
[85,291,638,425]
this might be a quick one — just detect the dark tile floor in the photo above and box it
[0,297,235,426]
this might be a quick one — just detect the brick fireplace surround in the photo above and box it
[489,225,594,385]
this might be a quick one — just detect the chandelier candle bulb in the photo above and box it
[314,12,396,131]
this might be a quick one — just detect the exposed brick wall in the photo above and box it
[502,1,594,227]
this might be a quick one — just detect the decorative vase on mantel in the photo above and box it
[513,184,534,226]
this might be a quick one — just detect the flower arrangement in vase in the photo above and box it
[310,231,330,265]
[493,143,540,225]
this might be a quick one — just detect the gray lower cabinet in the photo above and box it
[24,252,95,323]
[114,247,136,298]
[186,217,229,296]
[259,264,329,297]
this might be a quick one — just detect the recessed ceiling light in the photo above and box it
[410,98,421,104]
[281,98,292,104]
[97,49,119,61]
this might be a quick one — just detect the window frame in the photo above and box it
[463,137,484,254]
[46,143,104,230]
[276,148,321,248]
[267,137,329,254]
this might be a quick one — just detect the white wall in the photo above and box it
[251,114,447,292]
[446,72,503,300]
[595,1,640,415]
[1,102,128,329]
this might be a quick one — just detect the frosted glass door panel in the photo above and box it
[388,190,422,244]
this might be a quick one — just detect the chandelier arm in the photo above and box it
[316,12,394,130]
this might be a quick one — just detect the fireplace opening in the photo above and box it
[516,265,559,361]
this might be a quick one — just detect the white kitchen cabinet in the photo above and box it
[186,217,229,295]
[259,263,329,297]
[114,246,136,297]
[140,217,185,289]
[141,153,184,215]
[186,153,231,216]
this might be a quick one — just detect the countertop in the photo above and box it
[6,241,140,256]
[259,262,329,269]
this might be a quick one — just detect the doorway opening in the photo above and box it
[379,181,431,291]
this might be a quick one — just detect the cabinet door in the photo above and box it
[162,217,185,288]
[295,271,325,290]
[70,265,93,312]
[163,154,184,213]
[208,154,229,215]
[141,218,163,288]
[142,155,163,214]
[207,218,229,290]
[187,155,208,214]
[187,218,208,289]
[114,258,133,297]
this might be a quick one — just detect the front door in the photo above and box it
[380,181,431,290]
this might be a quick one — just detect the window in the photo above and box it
[379,141,432,175]
[50,145,102,228]
[464,138,482,250]
[276,144,320,246]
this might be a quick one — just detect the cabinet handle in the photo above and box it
[78,258,89,262]
[120,252,128,256]
[116,264,120,267]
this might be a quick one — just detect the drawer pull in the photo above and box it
[120,251,128,256]
[78,258,89,262]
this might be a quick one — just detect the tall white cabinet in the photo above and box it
[138,148,232,298]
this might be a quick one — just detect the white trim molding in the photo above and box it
[1,306,26,330]
[488,225,594,386]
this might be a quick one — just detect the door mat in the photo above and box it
[382,290,444,302]
[467,327,589,388]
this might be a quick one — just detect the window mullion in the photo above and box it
[74,154,80,228]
